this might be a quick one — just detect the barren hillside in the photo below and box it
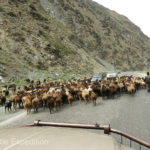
[0,0,150,80]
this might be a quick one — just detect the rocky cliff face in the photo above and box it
[0,0,150,80]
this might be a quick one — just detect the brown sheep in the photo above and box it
[118,82,125,93]
[66,91,73,106]
[55,93,62,111]
[81,87,92,104]
[0,94,6,105]
[76,90,82,101]
[90,91,97,106]
[8,84,16,93]
[32,96,39,112]
[10,93,23,110]
[24,98,32,115]
[126,83,136,95]
[42,92,51,109]
[47,97,55,114]
[3,89,9,97]
[22,95,33,114]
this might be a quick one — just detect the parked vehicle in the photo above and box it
[106,71,117,79]
[91,74,102,82]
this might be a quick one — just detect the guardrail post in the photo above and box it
[130,139,132,147]
[34,120,41,126]
[104,124,110,135]
[139,144,141,150]
[121,135,123,144]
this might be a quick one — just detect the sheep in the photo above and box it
[8,84,16,93]
[42,92,51,109]
[90,91,97,106]
[47,97,55,114]
[66,90,73,106]
[126,83,136,95]
[5,100,12,112]
[2,88,9,97]
[0,94,6,105]
[55,93,62,111]
[100,84,110,99]
[3,75,148,115]
[32,96,40,112]
[81,86,92,104]
[10,94,23,110]
[118,82,125,93]
[22,96,32,115]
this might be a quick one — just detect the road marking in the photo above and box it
[0,112,26,127]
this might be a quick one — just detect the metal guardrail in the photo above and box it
[26,121,150,150]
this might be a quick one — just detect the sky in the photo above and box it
[93,0,150,38]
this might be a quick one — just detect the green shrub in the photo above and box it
[0,6,4,12]
[41,31,76,56]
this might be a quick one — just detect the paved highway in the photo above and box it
[0,88,150,149]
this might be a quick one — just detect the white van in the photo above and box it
[106,71,117,79]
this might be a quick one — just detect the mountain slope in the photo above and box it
[0,0,150,80]
[40,0,150,70]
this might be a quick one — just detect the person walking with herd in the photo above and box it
[145,72,150,92]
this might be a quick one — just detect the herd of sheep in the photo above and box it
[0,75,146,115]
